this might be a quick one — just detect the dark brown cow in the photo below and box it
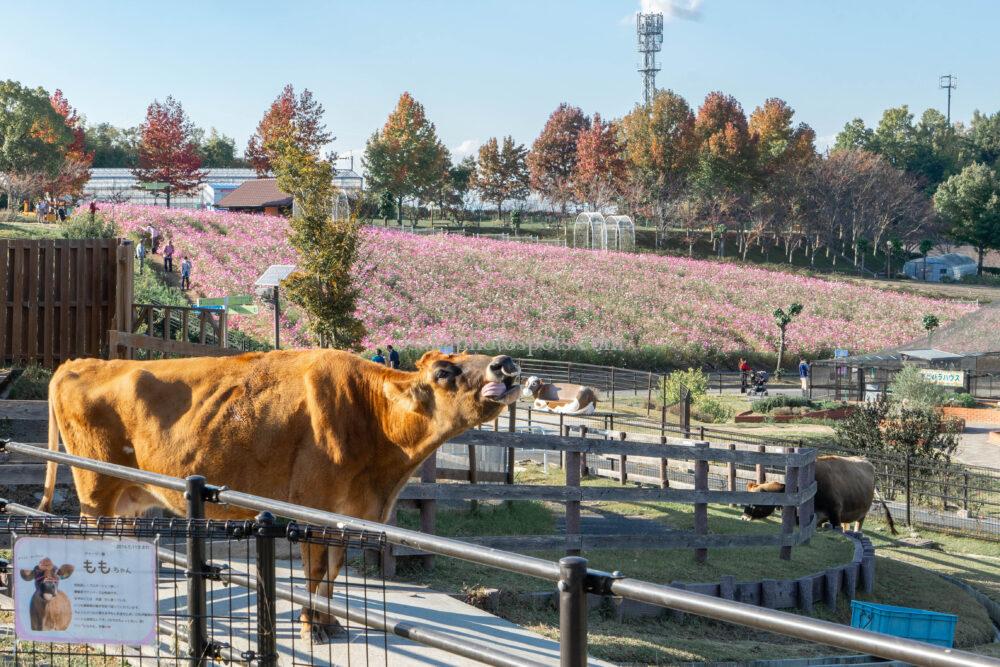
[20,558,74,631]
[742,455,898,534]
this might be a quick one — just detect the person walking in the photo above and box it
[135,240,146,274]
[372,348,386,365]
[180,256,192,290]
[56,204,67,222]
[163,239,175,273]
[739,358,752,394]
[88,201,98,222]
[798,358,810,395]
[387,344,400,369]
[148,225,160,254]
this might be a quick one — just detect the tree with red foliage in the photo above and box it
[246,84,333,176]
[132,96,206,207]
[574,114,626,212]
[46,90,93,200]
[527,104,589,214]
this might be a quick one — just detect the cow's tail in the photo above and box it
[38,387,60,513]
[874,487,898,535]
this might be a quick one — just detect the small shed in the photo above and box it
[902,253,977,282]
[217,179,292,216]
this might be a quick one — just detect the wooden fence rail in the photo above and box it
[0,238,126,368]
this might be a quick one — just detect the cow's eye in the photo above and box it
[434,369,450,380]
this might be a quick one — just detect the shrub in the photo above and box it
[944,392,977,408]
[889,365,949,409]
[693,396,734,423]
[7,364,53,400]
[133,266,187,306]
[750,395,813,413]
[660,367,709,405]
[61,213,120,239]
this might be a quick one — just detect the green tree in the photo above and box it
[198,128,242,167]
[267,109,365,349]
[0,80,72,211]
[889,365,947,410]
[918,239,934,280]
[445,156,476,222]
[363,92,447,225]
[967,110,1000,167]
[933,162,1000,274]
[84,122,139,167]
[922,313,940,345]
[527,103,589,213]
[833,118,874,152]
[474,136,529,222]
[377,189,396,225]
[773,303,803,374]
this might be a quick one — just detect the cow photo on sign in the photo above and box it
[39,348,520,642]
[20,557,74,632]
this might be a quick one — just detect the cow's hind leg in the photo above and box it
[299,542,345,643]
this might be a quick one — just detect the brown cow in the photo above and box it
[20,557,74,631]
[741,455,898,535]
[521,375,599,414]
[39,349,520,641]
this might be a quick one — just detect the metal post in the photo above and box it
[646,372,653,417]
[610,367,616,410]
[963,472,970,512]
[421,453,437,570]
[905,454,912,527]
[255,511,278,667]
[565,445,581,557]
[694,442,709,564]
[559,556,588,667]
[506,403,516,486]
[185,475,209,665]
[272,285,280,350]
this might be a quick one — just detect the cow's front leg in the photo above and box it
[298,542,345,643]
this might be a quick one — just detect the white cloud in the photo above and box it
[814,135,837,152]
[622,0,702,24]
[452,139,481,158]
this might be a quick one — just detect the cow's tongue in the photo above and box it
[481,381,508,399]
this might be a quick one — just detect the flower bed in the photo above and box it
[100,204,977,358]
[735,406,857,423]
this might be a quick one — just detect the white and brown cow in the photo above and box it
[521,376,599,414]
[742,455,898,534]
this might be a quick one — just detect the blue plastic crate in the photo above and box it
[850,600,957,647]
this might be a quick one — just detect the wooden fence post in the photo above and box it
[780,447,799,561]
[420,453,437,570]
[468,443,478,513]
[382,505,398,578]
[797,454,814,546]
[727,443,737,498]
[559,414,566,469]
[506,403,516,486]
[646,373,653,417]
[658,436,669,489]
[756,445,767,485]
[610,366,616,410]
[694,441,709,563]
[579,425,589,477]
[566,445,581,557]
[619,432,628,485]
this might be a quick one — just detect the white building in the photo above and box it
[902,253,978,282]
[82,167,363,209]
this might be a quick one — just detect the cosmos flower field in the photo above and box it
[103,204,976,363]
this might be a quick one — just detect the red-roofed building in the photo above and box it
[216,179,292,216]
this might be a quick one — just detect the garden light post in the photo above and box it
[255,264,296,351]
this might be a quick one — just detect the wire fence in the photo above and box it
[0,512,389,666]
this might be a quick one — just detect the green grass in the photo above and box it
[6,364,53,400]
[0,219,63,240]
[396,500,554,537]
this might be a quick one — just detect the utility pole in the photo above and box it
[939,74,957,125]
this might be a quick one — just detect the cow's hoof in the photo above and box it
[303,619,345,644]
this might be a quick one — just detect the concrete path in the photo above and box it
[150,561,614,667]
[955,423,1000,470]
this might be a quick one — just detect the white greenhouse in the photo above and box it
[902,253,978,282]
[572,213,636,252]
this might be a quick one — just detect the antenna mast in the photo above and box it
[637,12,664,106]
[939,74,957,125]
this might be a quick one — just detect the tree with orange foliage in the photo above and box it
[132,96,206,207]
[245,85,332,177]
[46,90,93,200]
[573,114,626,212]
[363,92,448,225]
[527,104,589,214]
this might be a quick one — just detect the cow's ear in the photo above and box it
[19,569,35,581]
[384,380,433,415]
[746,481,758,491]
[415,351,443,370]
[57,564,74,580]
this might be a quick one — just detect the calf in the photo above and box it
[521,375,599,414]
[742,455,898,534]
[20,558,74,631]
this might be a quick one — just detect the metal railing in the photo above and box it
[1,439,995,667]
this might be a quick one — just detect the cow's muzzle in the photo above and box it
[488,355,520,380]
[481,355,521,404]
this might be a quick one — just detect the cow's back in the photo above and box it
[814,455,875,525]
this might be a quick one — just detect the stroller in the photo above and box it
[748,370,769,397]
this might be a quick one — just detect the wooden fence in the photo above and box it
[111,302,237,360]
[388,420,817,572]
[0,238,126,368]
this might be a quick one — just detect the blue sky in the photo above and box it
[4,0,998,167]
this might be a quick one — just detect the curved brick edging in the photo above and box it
[735,407,856,424]
[461,532,874,619]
